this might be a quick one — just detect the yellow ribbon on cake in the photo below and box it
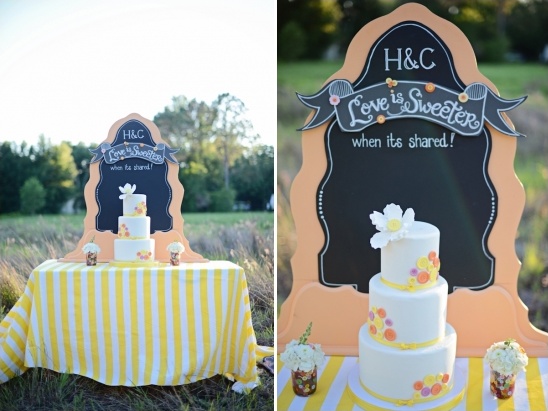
[381,276,437,292]
[396,399,415,406]
[369,330,440,350]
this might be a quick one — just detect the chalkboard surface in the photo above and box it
[93,119,176,233]
[314,23,497,293]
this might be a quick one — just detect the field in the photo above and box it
[277,62,548,331]
[0,212,274,411]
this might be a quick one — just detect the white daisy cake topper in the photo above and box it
[370,203,415,249]
[118,183,136,200]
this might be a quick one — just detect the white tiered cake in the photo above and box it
[114,183,155,263]
[348,204,465,410]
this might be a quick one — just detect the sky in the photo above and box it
[0,0,276,148]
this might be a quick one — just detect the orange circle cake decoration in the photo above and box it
[417,271,430,284]
[384,328,396,341]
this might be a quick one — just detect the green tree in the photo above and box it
[154,94,266,212]
[179,153,224,212]
[154,96,216,164]
[337,0,385,54]
[507,0,548,61]
[34,137,78,214]
[20,177,46,215]
[212,93,258,190]
[71,142,96,212]
[278,0,341,60]
[231,145,274,211]
[278,21,307,61]
[0,142,33,213]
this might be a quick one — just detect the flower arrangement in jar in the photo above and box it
[82,236,101,266]
[280,322,325,397]
[484,338,528,399]
[167,240,185,266]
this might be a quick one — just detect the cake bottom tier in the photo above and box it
[114,239,155,262]
[358,323,457,404]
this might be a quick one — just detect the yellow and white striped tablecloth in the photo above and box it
[277,356,548,410]
[0,259,264,387]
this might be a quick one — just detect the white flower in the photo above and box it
[280,340,325,372]
[119,183,136,200]
[167,241,185,253]
[280,323,326,372]
[370,203,414,249]
[485,339,528,376]
[82,241,101,254]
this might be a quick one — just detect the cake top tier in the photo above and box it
[370,204,441,290]
[405,220,440,238]
[119,183,148,217]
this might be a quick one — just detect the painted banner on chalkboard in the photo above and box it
[90,142,179,164]
[298,79,526,137]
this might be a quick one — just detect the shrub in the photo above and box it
[210,188,236,212]
[278,22,307,61]
[20,177,46,215]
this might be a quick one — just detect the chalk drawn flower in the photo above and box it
[329,95,340,106]
[370,203,415,249]
[386,77,398,88]
[119,183,136,200]
[458,92,469,103]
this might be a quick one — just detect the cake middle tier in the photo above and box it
[368,273,448,347]
[114,239,155,262]
[118,216,150,239]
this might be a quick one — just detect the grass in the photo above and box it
[0,211,273,410]
[277,61,548,331]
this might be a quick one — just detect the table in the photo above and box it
[0,259,270,390]
[277,356,548,410]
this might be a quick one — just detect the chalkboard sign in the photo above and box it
[298,22,525,294]
[278,4,548,357]
[90,119,179,234]
[62,113,206,264]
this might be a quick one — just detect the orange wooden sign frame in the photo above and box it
[62,113,206,263]
[277,3,548,357]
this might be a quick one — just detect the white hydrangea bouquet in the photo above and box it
[167,240,185,254]
[82,235,101,266]
[280,322,325,372]
[485,338,528,398]
[167,240,185,266]
[82,235,101,254]
[484,338,528,376]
